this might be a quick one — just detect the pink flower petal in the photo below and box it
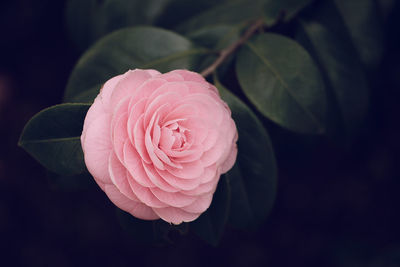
[200,135,226,167]
[93,178,106,192]
[154,147,183,169]
[150,187,197,208]
[127,97,147,145]
[152,206,200,224]
[152,123,161,147]
[171,150,203,163]
[162,104,199,123]
[201,128,219,151]
[158,72,185,82]
[133,114,151,164]
[220,143,238,174]
[174,93,223,125]
[145,69,161,77]
[180,193,213,213]
[128,78,167,111]
[82,113,112,184]
[145,82,189,111]
[110,69,153,108]
[108,151,139,201]
[123,141,154,188]
[142,162,179,193]
[99,74,124,108]
[165,160,204,179]
[200,165,218,183]
[144,92,179,127]
[159,127,175,151]
[111,111,128,162]
[126,174,168,208]
[81,98,106,142]
[145,111,165,170]
[182,178,218,196]
[104,184,159,220]
[155,168,202,190]
[183,81,210,95]
[81,69,239,224]
[169,70,205,83]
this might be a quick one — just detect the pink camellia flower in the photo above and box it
[81,69,238,224]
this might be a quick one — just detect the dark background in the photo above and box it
[1,1,400,266]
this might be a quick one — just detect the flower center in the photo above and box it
[168,122,188,150]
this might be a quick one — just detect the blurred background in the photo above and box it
[1,0,400,266]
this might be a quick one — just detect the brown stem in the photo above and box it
[200,19,264,78]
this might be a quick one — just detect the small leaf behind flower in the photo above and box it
[236,33,327,134]
[65,0,172,50]
[332,0,384,69]
[263,0,314,24]
[296,20,369,138]
[176,0,266,34]
[190,176,230,246]
[217,81,277,229]
[64,26,209,103]
[18,103,90,175]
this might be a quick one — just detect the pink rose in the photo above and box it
[81,69,238,224]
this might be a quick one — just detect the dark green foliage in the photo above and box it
[190,176,230,246]
[217,81,277,229]
[19,0,382,246]
[236,33,327,134]
[64,27,208,102]
[19,103,90,175]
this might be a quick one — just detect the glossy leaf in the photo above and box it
[236,33,327,134]
[69,84,102,104]
[263,0,314,24]
[65,0,172,50]
[190,176,230,246]
[187,24,243,77]
[154,0,226,29]
[333,0,384,68]
[64,26,208,102]
[176,0,266,34]
[308,0,384,69]
[297,20,369,136]
[18,103,90,175]
[187,24,242,50]
[217,81,277,229]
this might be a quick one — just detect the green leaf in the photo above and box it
[65,0,172,50]
[154,0,226,29]
[216,81,277,229]
[263,0,314,24]
[297,20,369,137]
[176,0,266,34]
[236,33,327,134]
[190,176,230,246]
[333,0,384,69]
[307,0,384,69]
[69,84,102,104]
[187,24,242,50]
[178,0,314,34]
[187,24,244,77]
[64,26,208,103]
[18,103,90,175]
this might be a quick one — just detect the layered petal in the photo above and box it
[82,113,112,184]
[104,184,159,220]
[81,69,238,224]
